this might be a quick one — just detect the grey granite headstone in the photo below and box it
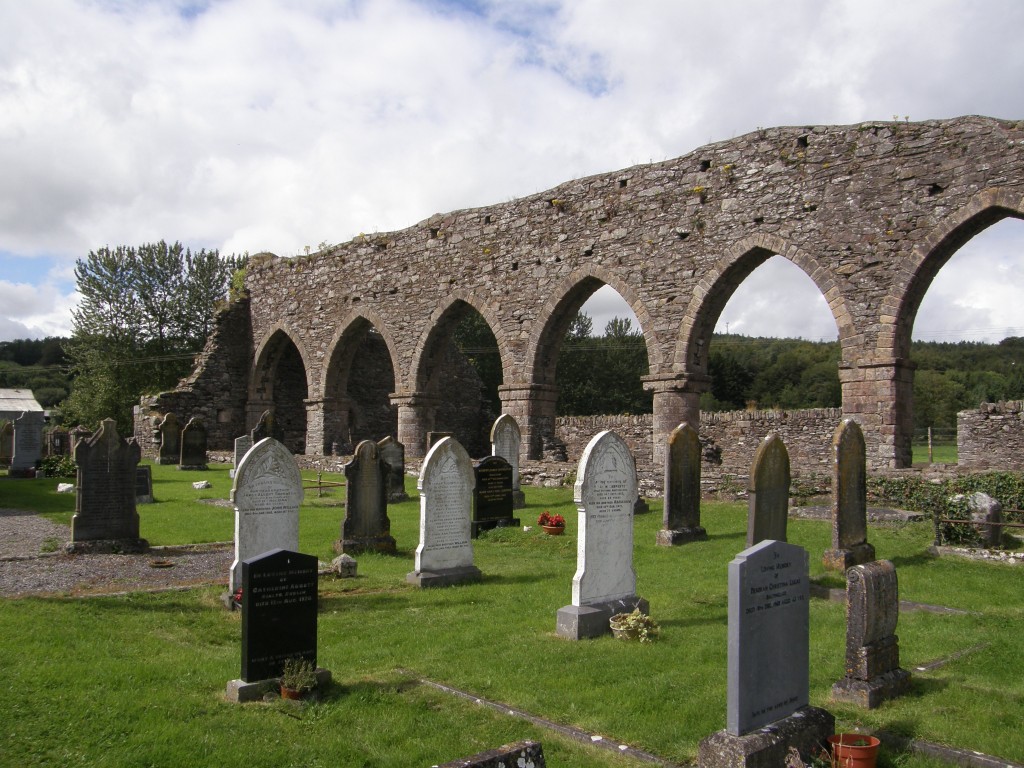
[657,422,708,546]
[11,410,44,474]
[823,420,875,570]
[556,430,648,640]
[831,560,911,708]
[746,433,790,547]
[230,437,303,592]
[156,412,181,465]
[490,414,525,509]
[407,437,482,588]
[377,436,408,502]
[472,455,520,536]
[179,416,208,470]
[232,435,253,479]
[697,540,832,768]
[336,439,396,554]
[70,418,147,551]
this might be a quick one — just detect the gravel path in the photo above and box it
[0,508,232,598]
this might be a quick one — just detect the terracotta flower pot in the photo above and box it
[541,524,565,535]
[828,734,880,768]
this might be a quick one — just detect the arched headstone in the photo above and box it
[823,419,875,570]
[657,422,708,546]
[746,433,790,547]
[156,412,181,466]
[490,414,525,509]
[336,439,396,554]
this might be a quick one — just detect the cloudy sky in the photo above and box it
[2,0,1023,344]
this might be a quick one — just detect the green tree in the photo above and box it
[62,241,246,433]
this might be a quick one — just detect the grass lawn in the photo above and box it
[912,441,958,465]
[1,463,1021,767]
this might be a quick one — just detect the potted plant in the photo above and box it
[608,608,659,643]
[279,657,318,700]
[827,734,880,768]
[537,511,565,535]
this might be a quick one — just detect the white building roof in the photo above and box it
[0,388,44,419]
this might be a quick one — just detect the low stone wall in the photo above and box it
[958,401,1024,470]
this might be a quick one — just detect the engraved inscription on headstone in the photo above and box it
[657,422,707,546]
[472,455,519,537]
[337,440,396,554]
[824,419,875,570]
[240,548,318,683]
[230,438,303,591]
[746,433,790,547]
[556,430,648,640]
[408,437,481,587]
[11,410,44,473]
[727,539,809,735]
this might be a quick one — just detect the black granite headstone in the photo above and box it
[241,548,318,683]
[472,456,519,537]
[135,465,154,504]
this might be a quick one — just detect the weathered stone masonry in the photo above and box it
[139,116,1024,470]
[957,401,1024,470]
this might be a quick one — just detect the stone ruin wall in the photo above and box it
[957,401,1024,470]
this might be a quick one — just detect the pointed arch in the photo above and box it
[249,323,314,401]
[674,234,854,376]
[885,188,1024,361]
[321,309,403,400]
[525,265,661,387]
[249,323,311,453]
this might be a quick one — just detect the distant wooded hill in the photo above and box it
[0,337,70,408]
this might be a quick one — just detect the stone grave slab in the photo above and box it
[179,416,208,470]
[70,418,147,552]
[831,560,911,708]
[10,410,44,475]
[823,420,875,570]
[408,437,482,588]
[433,740,546,768]
[746,433,790,547]
[657,422,707,546]
[156,412,181,465]
[377,436,408,502]
[336,439,396,554]
[471,455,519,537]
[136,465,154,504]
[230,438,303,592]
[490,414,525,509]
[556,430,648,640]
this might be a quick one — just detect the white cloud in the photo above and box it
[1,0,1023,341]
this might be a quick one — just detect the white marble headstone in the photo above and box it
[490,414,522,492]
[572,430,638,606]
[414,437,475,574]
[230,438,303,591]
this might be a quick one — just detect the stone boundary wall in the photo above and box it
[957,401,1024,470]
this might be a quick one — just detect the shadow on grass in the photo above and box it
[480,572,550,587]
[888,551,938,569]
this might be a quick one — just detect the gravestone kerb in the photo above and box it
[377,436,409,502]
[823,419,875,571]
[472,455,520,537]
[657,421,708,546]
[556,430,648,640]
[229,437,303,592]
[490,414,525,509]
[407,436,482,588]
[70,418,148,552]
[746,433,790,547]
[831,559,911,708]
[336,439,396,555]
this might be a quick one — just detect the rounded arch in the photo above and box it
[525,265,661,387]
[249,323,312,454]
[885,188,1024,361]
[675,233,855,376]
[408,290,514,393]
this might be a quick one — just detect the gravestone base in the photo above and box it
[8,467,37,478]
[697,706,834,768]
[471,517,521,538]
[822,542,875,571]
[64,538,149,554]
[225,667,332,703]
[555,596,649,640]
[831,668,911,709]
[407,565,483,588]
[656,526,708,546]
[178,463,208,471]
[512,490,525,509]
[333,534,397,555]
